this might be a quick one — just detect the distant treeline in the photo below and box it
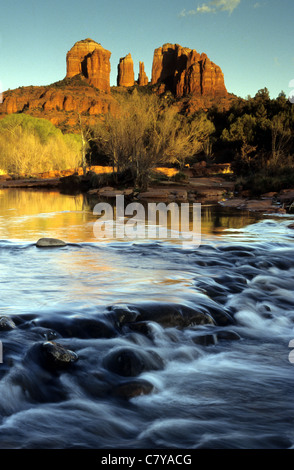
[206,88,294,193]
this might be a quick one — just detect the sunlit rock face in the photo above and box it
[66,38,111,92]
[151,43,227,98]
[117,53,135,87]
[138,61,148,86]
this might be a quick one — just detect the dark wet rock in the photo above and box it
[219,244,255,253]
[112,379,154,399]
[127,321,152,337]
[36,237,67,247]
[196,279,230,299]
[41,341,78,368]
[217,330,241,341]
[10,314,37,328]
[191,333,217,346]
[214,274,247,294]
[36,315,116,339]
[134,303,216,329]
[30,326,60,341]
[0,316,16,330]
[105,305,140,327]
[103,347,164,377]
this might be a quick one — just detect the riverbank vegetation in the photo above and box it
[0,87,293,194]
[88,87,294,192]
[91,90,215,189]
[0,114,82,176]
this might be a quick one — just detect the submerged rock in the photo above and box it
[36,238,67,247]
[190,333,217,346]
[112,379,154,399]
[103,347,164,377]
[217,330,241,341]
[36,315,116,339]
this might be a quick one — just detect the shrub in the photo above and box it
[0,114,82,175]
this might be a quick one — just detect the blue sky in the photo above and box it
[0,0,293,99]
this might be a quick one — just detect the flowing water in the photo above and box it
[0,188,294,449]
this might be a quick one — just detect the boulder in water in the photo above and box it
[41,341,78,368]
[36,238,67,247]
[103,347,164,377]
[135,302,216,328]
[112,379,154,399]
[0,315,16,330]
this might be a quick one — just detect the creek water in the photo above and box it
[0,188,294,449]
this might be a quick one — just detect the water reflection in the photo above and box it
[0,189,261,242]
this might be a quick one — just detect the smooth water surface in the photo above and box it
[1,188,294,449]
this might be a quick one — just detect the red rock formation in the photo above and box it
[151,43,227,98]
[201,54,227,97]
[63,95,76,112]
[43,90,65,111]
[117,53,135,87]
[66,38,111,92]
[138,62,148,86]
[151,44,177,90]
[0,83,117,128]
[66,39,98,78]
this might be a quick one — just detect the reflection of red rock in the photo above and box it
[138,62,148,86]
[117,53,135,87]
[66,38,111,92]
[151,43,227,98]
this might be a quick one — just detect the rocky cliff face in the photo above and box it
[0,82,117,128]
[117,53,135,87]
[0,39,233,129]
[151,43,227,98]
[66,38,111,92]
[138,62,148,86]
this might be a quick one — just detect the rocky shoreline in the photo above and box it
[0,167,293,214]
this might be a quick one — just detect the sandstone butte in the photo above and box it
[151,43,227,98]
[66,38,111,92]
[117,53,135,87]
[0,39,233,128]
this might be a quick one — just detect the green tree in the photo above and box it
[221,114,257,147]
